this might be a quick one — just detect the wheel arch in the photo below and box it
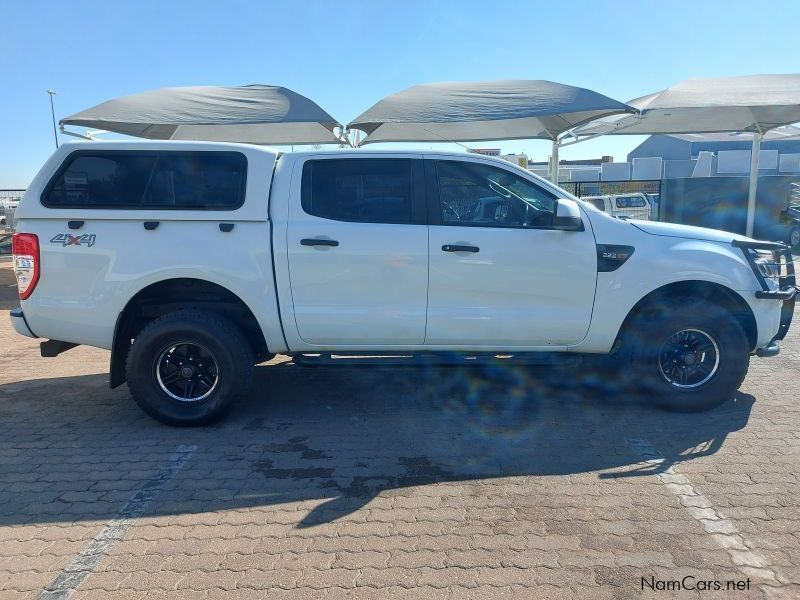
[616,280,757,352]
[110,277,271,388]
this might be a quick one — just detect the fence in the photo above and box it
[660,175,800,242]
[559,180,662,220]
[1,189,25,231]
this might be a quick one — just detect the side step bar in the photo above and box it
[292,352,582,367]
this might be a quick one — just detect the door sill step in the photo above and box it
[292,352,580,367]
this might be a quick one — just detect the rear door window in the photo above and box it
[301,158,421,224]
[42,151,247,210]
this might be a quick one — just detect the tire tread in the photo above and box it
[125,310,253,426]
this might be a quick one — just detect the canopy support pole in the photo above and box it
[746,131,762,238]
[550,140,560,184]
[59,124,97,141]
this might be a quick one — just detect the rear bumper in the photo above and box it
[10,308,36,338]
[755,339,781,357]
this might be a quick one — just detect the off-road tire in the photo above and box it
[789,226,800,249]
[126,310,253,426]
[624,299,750,412]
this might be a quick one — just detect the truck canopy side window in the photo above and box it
[301,159,415,224]
[616,195,646,208]
[42,151,247,210]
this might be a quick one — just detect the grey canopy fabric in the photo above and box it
[663,125,800,143]
[571,74,800,137]
[348,80,634,145]
[61,85,343,145]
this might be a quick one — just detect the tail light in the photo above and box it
[12,233,40,300]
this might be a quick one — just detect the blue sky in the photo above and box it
[2,0,799,188]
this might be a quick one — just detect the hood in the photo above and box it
[630,220,750,244]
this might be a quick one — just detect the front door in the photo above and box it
[425,158,597,347]
[287,156,428,346]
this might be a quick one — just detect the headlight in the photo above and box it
[753,250,780,282]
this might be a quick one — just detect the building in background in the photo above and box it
[469,148,501,157]
[470,148,530,169]
[627,130,800,180]
[527,156,614,181]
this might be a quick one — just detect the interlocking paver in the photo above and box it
[0,258,798,599]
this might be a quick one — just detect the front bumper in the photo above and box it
[732,239,797,352]
[10,307,36,338]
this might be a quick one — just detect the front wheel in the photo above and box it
[625,301,750,412]
[789,226,800,249]
[126,310,253,426]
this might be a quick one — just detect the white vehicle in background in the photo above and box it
[583,193,652,220]
[1,199,20,228]
[8,141,797,426]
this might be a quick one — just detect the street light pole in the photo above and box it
[46,90,58,149]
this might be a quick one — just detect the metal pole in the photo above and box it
[550,140,559,184]
[47,90,58,148]
[745,132,762,238]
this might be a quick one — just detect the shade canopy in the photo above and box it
[664,124,800,143]
[348,80,634,145]
[61,84,343,145]
[569,74,800,238]
[571,74,800,137]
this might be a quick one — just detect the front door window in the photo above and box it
[435,160,557,228]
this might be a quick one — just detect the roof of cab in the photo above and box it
[57,139,506,162]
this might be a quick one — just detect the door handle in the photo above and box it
[301,238,339,247]
[442,244,479,253]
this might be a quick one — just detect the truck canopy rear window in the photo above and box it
[42,150,247,210]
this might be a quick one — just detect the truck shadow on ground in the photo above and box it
[0,358,755,527]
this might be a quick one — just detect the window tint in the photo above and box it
[615,195,646,208]
[43,151,247,210]
[434,160,557,228]
[302,159,414,223]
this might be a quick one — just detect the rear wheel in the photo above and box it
[624,300,750,412]
[126,310,253,426]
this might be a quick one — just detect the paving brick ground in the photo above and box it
[0,258,798,599]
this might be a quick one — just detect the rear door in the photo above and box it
[286,156,429,345]
[425,157,597,347]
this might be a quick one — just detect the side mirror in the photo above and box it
[554,199,584,231]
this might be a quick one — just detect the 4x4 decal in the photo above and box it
[50,233,97,247]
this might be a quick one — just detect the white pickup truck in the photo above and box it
[9,141,797,425]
